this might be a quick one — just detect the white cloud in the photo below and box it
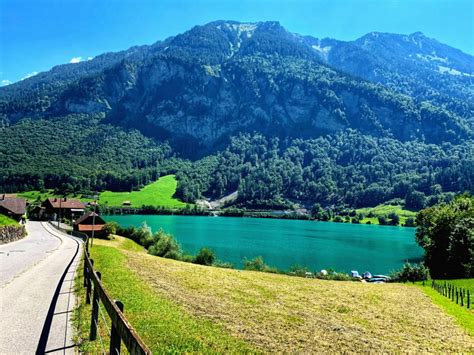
[87,56,93,61]
[1,79,12,86]
[70,56,83,64]
[21,71,38,80]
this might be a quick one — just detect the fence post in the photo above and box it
[86,259,94,304]
[468,290,470,309]
[461,289,464,307]
[110,300,124,355]
[83,253,87,287]
[90,271,101,341]
[456,289,459,304]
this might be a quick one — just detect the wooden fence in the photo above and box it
[49,222,151,354]
[430,280,471,309]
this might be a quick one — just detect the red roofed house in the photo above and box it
[42,197,85,221]
[0,195,27,221]
[73,212,106,237]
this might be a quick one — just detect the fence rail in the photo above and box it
[48,222,151,354]
[430,280,471,309]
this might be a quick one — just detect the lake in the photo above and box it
[104,215,424,274]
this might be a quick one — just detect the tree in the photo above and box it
[194,247,216,266]
[405,190,426,211]
[416,195,474,278]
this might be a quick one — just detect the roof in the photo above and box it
[77,224,105,232]
[46,198,85,209]
[0,197,27,215]
[74,211,106,225]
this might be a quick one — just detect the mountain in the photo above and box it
[1,21,473,208]
[306,31,474,118]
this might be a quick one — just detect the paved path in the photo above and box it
[0,221,83,354]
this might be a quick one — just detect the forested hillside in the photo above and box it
[1,21,473,210]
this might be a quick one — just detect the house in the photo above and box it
[0,195,27,221]
[42,197,85,221]
[73,212,107,237]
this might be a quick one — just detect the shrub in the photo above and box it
[181,254,195,263]
[333,215,343,223]
[193,247,216,266]
[148,232,182,260]
[289,264,310,277]
[103,221,118,236]
[243,256,278,273]
[213,260,234,269]
[404,218,416,227]
[391,262,429,282]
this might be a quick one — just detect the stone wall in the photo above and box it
[0,225,26,244]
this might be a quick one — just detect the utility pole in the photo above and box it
[58,196,62,229]
[90,194,98,248]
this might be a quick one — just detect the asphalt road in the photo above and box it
[0,221,82,354]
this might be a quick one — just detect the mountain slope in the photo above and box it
[1,22,472,156]
[306,32,474,119]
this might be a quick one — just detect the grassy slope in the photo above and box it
[415,281,474,336]
[0,214,18,226]
[74,238,254,353]
[77,237,474,353]
[356,204,416,225]
[15,190,95,204]
[98,175,187,208]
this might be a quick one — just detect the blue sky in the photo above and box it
[1,0,473,85]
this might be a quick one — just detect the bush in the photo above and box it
[193,247,216,266]
[148,232,182,260]
[213,260,234,269]
[243,256,278,273]
[289,264,310,277]
[404,218,416,227]
[103,221,118,236]
[391,262,429,282]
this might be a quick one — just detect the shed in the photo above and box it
[73,212,107,237]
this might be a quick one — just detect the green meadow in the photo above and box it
[356,204,416,225]
[98,174,187,208]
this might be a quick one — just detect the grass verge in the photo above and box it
[415,280,474,336]
[73,238,254,353]
[0,214,19,226]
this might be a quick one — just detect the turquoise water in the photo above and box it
[104,215,423,274]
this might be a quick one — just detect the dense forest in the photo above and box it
[176,131,473,209]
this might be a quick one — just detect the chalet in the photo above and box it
[0,195,27,221]
[73,212,106,237]
[42,197,85,221]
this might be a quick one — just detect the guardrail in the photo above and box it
[48,222,151,354]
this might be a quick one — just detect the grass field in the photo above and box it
[0,214,18,226]
[15,190,95,203]
[416,280,474,336]
[76,237,474,353]
[98,175,187,208]
[356,204,417,225]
